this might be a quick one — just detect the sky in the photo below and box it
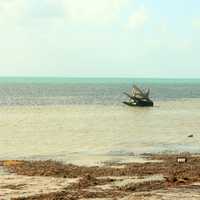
[0,0,200,78]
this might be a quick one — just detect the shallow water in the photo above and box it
[0,100,200,165]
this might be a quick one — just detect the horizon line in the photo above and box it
[0,76,199,79]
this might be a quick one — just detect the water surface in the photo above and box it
[0,78,200,165]
[0,77,200,106]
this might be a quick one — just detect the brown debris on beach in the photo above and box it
[1,154,200,199]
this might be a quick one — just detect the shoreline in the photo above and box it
[1,154,200,199]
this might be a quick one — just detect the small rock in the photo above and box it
[188,134,194,138]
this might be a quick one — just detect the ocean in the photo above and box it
[0,78,200,165]
[0,77,200,105]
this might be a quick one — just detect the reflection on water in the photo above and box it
[0,100,200,165]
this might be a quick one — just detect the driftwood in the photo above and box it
[123,85,154,107]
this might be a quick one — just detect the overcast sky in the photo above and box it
[0,0,200,78]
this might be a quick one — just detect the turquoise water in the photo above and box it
[0,77,200,84]
[0,77,200,106]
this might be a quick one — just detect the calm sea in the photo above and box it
[0,77,200,165]
[0,77,200,105]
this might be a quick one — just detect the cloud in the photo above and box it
[28,0,64,19]
[0,0,130,26]
[57,0,129,24]
[126,7,149,30]
[0,0,26,24]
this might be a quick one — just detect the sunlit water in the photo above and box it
[0,78,200,165]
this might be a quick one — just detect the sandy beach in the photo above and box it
[1,154,200,199]
[0,86,200,199]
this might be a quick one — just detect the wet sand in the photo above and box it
[1,154,200,199]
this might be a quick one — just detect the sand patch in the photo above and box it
[122,185,200,200]
[89,175,164,191]
[0,174,77,200]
